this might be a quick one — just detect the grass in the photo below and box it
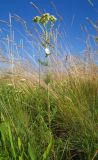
[0,62,98,160]
[0,9,98,160]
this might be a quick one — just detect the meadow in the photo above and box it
[0,4,98,160]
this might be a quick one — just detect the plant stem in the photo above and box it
[47,82,51,128]
[47,59,51,128]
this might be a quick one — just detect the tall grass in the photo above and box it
[1,59,98,160]
[0,9,98,160]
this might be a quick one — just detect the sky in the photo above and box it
[0,0,98,54]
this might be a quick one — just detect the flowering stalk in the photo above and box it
[33,13,57,127]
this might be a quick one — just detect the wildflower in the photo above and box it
[33,16,41,23]
[42,13,50,19]
[44,13,50,16]
[33,13,57,25]
[45,47,50,56]
[50,15,57,23]
[40,13,50,25]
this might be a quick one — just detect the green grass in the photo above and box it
[0,68,98,160]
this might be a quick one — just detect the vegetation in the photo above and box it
[0,4,98,160]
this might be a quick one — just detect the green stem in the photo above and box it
[47,82,51,128]
[46,55,51,128]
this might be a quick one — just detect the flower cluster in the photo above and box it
[33,13,57,25]
[33,16,41,23]
[49,15,57,23]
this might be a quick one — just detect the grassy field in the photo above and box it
[0,59,98,160]
[0,9,98,160]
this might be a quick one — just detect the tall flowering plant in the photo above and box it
[33,13,57,57]
[33,13,57,127]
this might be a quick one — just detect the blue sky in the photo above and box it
[0,0,98,54]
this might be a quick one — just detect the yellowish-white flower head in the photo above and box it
[33,13,57,25]
[33,16,41,23]
[49,15,57,23]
